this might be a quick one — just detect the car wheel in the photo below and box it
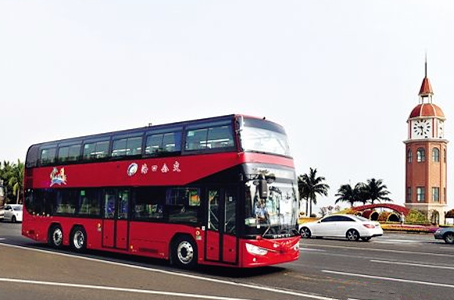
[70,226,87,252]
[300,227,311,238]
[11,216,16,223]
[346,229,360,241]
[444,233,454,244]
[48,225,64,249]
[361,237,371,242]
[172,235,197,269]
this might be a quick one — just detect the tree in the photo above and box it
[298,168,329,216]
[335,183,368,206]
[297,175,309,215]
[0,160,24,204]
[362,178,391,204]
[7,160,24,204]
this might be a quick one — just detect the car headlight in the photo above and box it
[245,243,268,256]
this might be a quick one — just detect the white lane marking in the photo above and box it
[301,248,326,252]
[370,259,454,270]
[0,243,339,300]
[373,239,421,244]
[322,270,454,289]
[305,244,453,258]
[0,277,253,300]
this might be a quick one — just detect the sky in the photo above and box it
[1,1,454,213]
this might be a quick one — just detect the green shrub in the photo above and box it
[405,209,430,225]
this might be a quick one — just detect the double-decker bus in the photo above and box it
[22,114,300,268]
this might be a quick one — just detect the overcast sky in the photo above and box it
[1,1,454,212]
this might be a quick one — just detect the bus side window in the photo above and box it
[165,187,201,224]
[133,187,164,220]
[185,129,208,150]
[58,144,81,163]
[145,131,181,156]
[207,125,234,149]
[112,136,142,158]
[83,140,110,160]
[40,148,56,166]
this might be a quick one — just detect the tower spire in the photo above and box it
[425,52,427,78]
[418,53,433,101]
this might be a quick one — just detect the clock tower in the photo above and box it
[404,60,448,225]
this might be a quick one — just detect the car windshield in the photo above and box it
[13,206,22,211]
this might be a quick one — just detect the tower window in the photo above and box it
[416,187,425,202]
[407,149,412,163]
[416,148,425,162]
[432,148,440,162]
[432,187,439,202]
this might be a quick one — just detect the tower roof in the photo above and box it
[419,55,434,97]
[418,77,434,97]
[409,103,445,119]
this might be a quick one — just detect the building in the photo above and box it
[404,60,448,225]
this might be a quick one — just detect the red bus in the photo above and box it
[22,114,300,268]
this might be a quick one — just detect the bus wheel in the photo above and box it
[172,235,197,269]
[48,225,63,249]
[70,226,87,252]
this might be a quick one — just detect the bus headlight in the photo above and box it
[293,243,300,251]
[246,243,268,256]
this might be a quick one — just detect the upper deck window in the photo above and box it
[241,118,291,157]
[185,122,234,151]
[112,136,142,157]
[145,130,182,156]
[58,144,81,163]
[40,147,57,166]
[83,140,110,160]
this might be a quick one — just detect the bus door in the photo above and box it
[205,188,237,264]
[102,189,129,250]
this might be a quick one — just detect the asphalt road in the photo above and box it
[1,222,453,300]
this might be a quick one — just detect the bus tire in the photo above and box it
[48,224,64,249]
[172,235,197,269]
[70,226,87,252]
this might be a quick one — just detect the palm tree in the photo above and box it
[6,160,24,204]
[335,182,368,206]
[299,168,329,216]
[335,184,356,207]
[297,175,309,215]
[363,178,392,204]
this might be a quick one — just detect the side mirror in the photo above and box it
[258,178,268,200]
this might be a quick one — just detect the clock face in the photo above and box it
[438,121,444,138]
[412,119,431,138]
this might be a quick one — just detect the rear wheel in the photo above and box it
[300,227,312,238]
[70,226,87,252]
[48,225,63,249]
[172,235,197,269]
[346,229,360,241]
[444,233,454,244]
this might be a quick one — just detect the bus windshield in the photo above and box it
[244,180,299,238]
[240,118,291,157]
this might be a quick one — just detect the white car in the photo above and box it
[299,214,383,241]
[3,204,23,223]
